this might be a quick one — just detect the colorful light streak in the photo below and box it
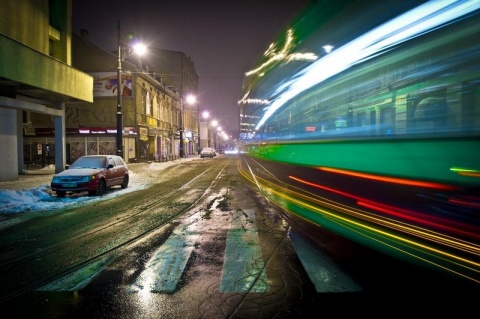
[273,177,480,282]
[317,166,458,190]
[255,0,480,130]
[238,159,480,283]
[288,175,480,242]
[448,196,480,209]
[450,167,480,178]
[244,29,318,78]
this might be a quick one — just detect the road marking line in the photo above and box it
[37,256,115,291]
[131,224,199,293]
[220,209,268,293]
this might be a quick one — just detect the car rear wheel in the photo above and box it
[56,191,66,197]
[121,175,129,189]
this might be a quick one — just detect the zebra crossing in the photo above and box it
[38,209,361,294]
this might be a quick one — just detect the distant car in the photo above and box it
[218,149,225,154]
[200,147,216,158]
[225,148,240,154]
[50,155,129,197]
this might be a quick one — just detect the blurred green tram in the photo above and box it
[242,0,480,189]
[239,0,480,283]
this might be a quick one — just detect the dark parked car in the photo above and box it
[50,155,129,197]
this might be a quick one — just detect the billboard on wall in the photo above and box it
[91,72,133,97]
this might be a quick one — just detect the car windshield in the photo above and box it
[70,157,106,169]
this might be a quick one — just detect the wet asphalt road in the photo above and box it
[0,159,328,318]
[1,157,478,318]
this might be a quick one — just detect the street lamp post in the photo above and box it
[210,119,218,148]
[116,20,146,159]
[199,111,210,150]
[197,103,200,155]
[179,97,185,158]
[116,20,123,158]
[179,94,196,158]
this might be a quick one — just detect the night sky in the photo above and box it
[72,0,311,139]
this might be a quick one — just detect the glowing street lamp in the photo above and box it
[209,119,218,148]
[179,94,197,158]
[116,20,145,159]
[198,110,211,153]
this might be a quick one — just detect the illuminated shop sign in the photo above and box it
[32,127,138,136]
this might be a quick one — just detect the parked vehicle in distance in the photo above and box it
[225,148,239,154]
[50,155,129,197]
[218,149,225,154]
[200,147,216,158]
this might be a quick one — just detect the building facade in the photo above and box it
[138,47,200,155]
[20,28,201,166]
[1,1,201,181]
[0,0,94,181]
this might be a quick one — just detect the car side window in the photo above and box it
[113,157,125,167]
[107,158,115,167]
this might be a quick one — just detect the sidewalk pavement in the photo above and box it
[0,165,55,191]
[0,159,190,191]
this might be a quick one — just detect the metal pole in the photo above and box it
[197,104,200,154]
[179,97,184,158]
[206,122,209,148]
[116,20,123,158]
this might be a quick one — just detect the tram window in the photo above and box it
[357,112,367,127]
[414,97,449,131]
